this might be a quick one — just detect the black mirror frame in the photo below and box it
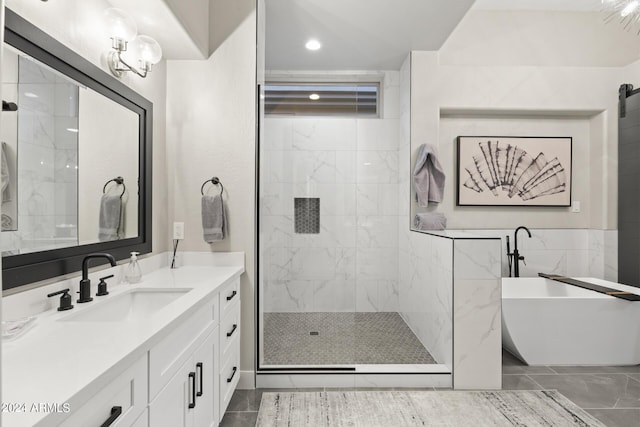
[2,9,152,291]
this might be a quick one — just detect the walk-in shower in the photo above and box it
[257,69,451,378]
[256,0,459,385]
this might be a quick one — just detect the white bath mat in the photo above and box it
[256,390,604,426]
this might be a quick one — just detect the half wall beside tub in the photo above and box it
[402,230,502,390]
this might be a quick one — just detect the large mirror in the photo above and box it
[1,9,152,291]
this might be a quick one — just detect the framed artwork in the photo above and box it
[456,136,572,207]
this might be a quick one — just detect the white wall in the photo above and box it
[410,51,620,231]
[77,88,139,244]
[166,6,256,382]
[164,0,210,56]
[441,10,640,67]
[405,9,627,285]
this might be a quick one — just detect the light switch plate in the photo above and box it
[173,222,184,239]
[571,201,581,213]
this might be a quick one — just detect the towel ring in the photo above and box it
[103,176,126,198]
[201,177,224,196]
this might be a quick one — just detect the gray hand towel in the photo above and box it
[99,194,122,241]
[414,212,447,231]
[413,143,446,207]
[202,194,227,243]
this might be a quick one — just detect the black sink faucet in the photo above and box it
[508,226,532,277]
[78,253,116,303]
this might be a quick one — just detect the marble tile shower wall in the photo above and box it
[2,58,79,253]
[262,71,401,313]
[398,231,453,366]
[396,55,455,364]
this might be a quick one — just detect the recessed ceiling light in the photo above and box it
[24,92,38,98]
[66,128,79,133]
[305,39,321,51]
[309,93,320,100]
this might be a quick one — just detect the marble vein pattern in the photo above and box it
[3,57,79,254]
[459,228,617,281]
[452,239,502,390]
[399,232,453,368]
[261,72,402,313]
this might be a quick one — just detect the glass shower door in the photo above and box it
[258,115,358,370]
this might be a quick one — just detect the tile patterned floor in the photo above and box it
[501,350,640,427]
[220,351,640,427]
[263,312,436,365]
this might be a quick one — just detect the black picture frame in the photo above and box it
[456,136,572,207]
[2,9,153,290]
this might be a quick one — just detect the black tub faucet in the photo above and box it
[507,226,532,277]
[78,253,116,303]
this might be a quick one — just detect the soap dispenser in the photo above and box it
[125,252,142,284]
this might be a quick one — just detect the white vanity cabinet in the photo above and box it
[147,277,241,427]
[218,278,241,416]
[4,266,244,427]
[58,354,148,427]
[149,328,219,427]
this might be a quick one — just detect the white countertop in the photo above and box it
[2,264,244,427]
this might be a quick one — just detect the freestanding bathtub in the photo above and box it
[502,277,640,366]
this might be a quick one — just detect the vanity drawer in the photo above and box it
[59,354,147,427]
[220,300,240,360]
[219,343,240,415]
[149,296,218,400]
[219,278,240,319]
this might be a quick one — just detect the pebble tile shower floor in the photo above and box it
[263,312,436,365]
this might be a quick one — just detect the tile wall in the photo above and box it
[261,71,402,313]
[1,55,78,254]
[463,229,617,282]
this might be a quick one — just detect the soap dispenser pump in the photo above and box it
[125,252,142,284]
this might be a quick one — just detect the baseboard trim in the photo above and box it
[238,370,255,389]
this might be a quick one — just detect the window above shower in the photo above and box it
[264,82,379,117]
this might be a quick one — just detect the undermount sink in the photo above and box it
[60,288,192,322]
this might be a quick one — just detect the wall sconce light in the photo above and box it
[104,8,162,78]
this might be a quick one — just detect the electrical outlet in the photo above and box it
[173,222,184,240]
[571,201,581,213]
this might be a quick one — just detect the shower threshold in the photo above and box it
[258,364,450,374]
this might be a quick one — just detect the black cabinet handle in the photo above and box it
[100,406,122,427]
[196,362,203,397]
[188,372,196,409]
[226,324,238,337]
[226,366,237,383]
[226,290,237,301]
